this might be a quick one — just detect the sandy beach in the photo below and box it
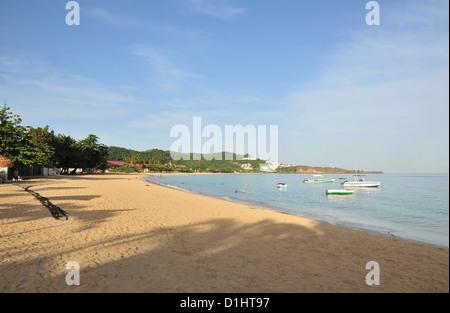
[0,173,448,293]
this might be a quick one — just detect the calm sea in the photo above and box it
[147,173,449,247]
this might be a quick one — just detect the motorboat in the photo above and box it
[303,175,335,184]
[341,175,380,188]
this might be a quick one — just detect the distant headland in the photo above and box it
[278,165,383,174]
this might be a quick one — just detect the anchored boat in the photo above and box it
[341,175,380,188]
[326,189,355,195]
[277,183,287,188]
[303,175,335,184]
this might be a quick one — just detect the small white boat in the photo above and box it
[277,183,287,188]
[341,175,380,188]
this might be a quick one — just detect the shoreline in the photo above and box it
[1,173,448,293]
[145,173,448,249]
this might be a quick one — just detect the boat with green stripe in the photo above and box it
[303,175,335,184]
[326,189,355,195]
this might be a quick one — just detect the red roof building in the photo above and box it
[107,161,149,168]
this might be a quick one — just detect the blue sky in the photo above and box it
[0,0,448,173]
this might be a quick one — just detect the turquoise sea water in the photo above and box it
[147,173,449,247]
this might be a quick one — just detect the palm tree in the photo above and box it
[130,154,141,167]
[150,155,158,165]
[159,156,167,166]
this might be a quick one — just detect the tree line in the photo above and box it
[0,103,108,174]
[108,146,172,164]
[108,147,267,173]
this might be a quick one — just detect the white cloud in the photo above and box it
[188,0,246,19]
[131,45,202,93]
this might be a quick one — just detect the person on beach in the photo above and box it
[13,169,19,182]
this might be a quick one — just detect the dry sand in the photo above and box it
[0,173,448,293]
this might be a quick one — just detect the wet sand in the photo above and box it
[0,173,448,293]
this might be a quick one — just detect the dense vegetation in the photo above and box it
[176,153,266,173]
[107,147,267,173]
[108,146,172,164]
[0,104,109,174]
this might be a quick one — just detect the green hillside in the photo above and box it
[108,147,266,173]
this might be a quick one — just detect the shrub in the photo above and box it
[117,164,135,173]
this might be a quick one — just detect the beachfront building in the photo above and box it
[107,160,151,172]
[0,155,14,183]
[278,163,294,169]
[260,162,279,172]
[259,160,295,172]
[107,161,150,168]
[240,163,253,171]
[107,161,128,168]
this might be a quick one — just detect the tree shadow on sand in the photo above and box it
[0,185,127,227]
[2,215,447,293]
[38,187,87,191]
[1,180,448,293]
